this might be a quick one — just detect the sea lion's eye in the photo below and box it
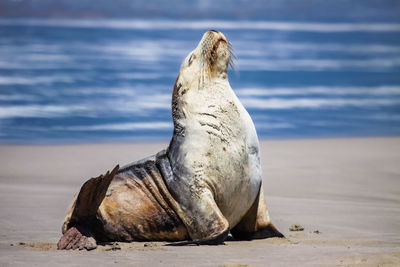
[188,53,194,66]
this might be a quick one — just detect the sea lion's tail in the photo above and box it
[64,165,119,230]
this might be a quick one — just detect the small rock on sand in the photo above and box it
[144,242,158,247]
[289,224,304,231]
[105,242,121,251]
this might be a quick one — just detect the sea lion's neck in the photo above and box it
[171,76,231,136]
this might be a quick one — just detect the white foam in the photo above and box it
[240,97,400,109]
[0,105,90,118]
[59,87,138,97]
[369,114,400,121]
[0,94,38,101]
[58,121,292,132]
[0,97,171,119]
[234,42,400,55]
[253,122,295,129]
[133,94,172,109]
[1,87,399,119]
[236,86,400,97]
[0,75,75,85]
[117,72,176,80]
[1,19,400,32]
[61,122,172,131]
[237,58,400,71]
[96,41,187,59]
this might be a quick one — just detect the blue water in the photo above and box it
[0,19,400,144]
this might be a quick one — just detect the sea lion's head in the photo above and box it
[171,30,234,128]
[176,30,233,88]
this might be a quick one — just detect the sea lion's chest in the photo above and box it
[170,83,262,227]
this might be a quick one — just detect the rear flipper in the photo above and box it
[70,165,119,222]
[231,184,284,240]
[57,225,97,250]
[58,165,119,250]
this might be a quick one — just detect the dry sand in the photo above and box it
[0,137,399,266]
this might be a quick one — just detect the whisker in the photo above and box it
[228,42,237,72]
[229,59,237,72]
[228,41,237,58]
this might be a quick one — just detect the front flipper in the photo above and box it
[231,184,284,240]
[157,153,229,245]
[167,186,229,245]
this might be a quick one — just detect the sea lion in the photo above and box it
[57,30,283,250]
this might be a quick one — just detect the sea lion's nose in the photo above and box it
[207,30,227,41]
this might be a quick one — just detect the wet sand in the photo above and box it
[0,137,399,266]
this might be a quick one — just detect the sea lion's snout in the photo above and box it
[177,30,232,88]
[201,30,228,49]
[198,30,231,77]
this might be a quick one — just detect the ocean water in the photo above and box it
[0,19,399,144]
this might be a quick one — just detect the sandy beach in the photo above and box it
[0,137,399,266]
